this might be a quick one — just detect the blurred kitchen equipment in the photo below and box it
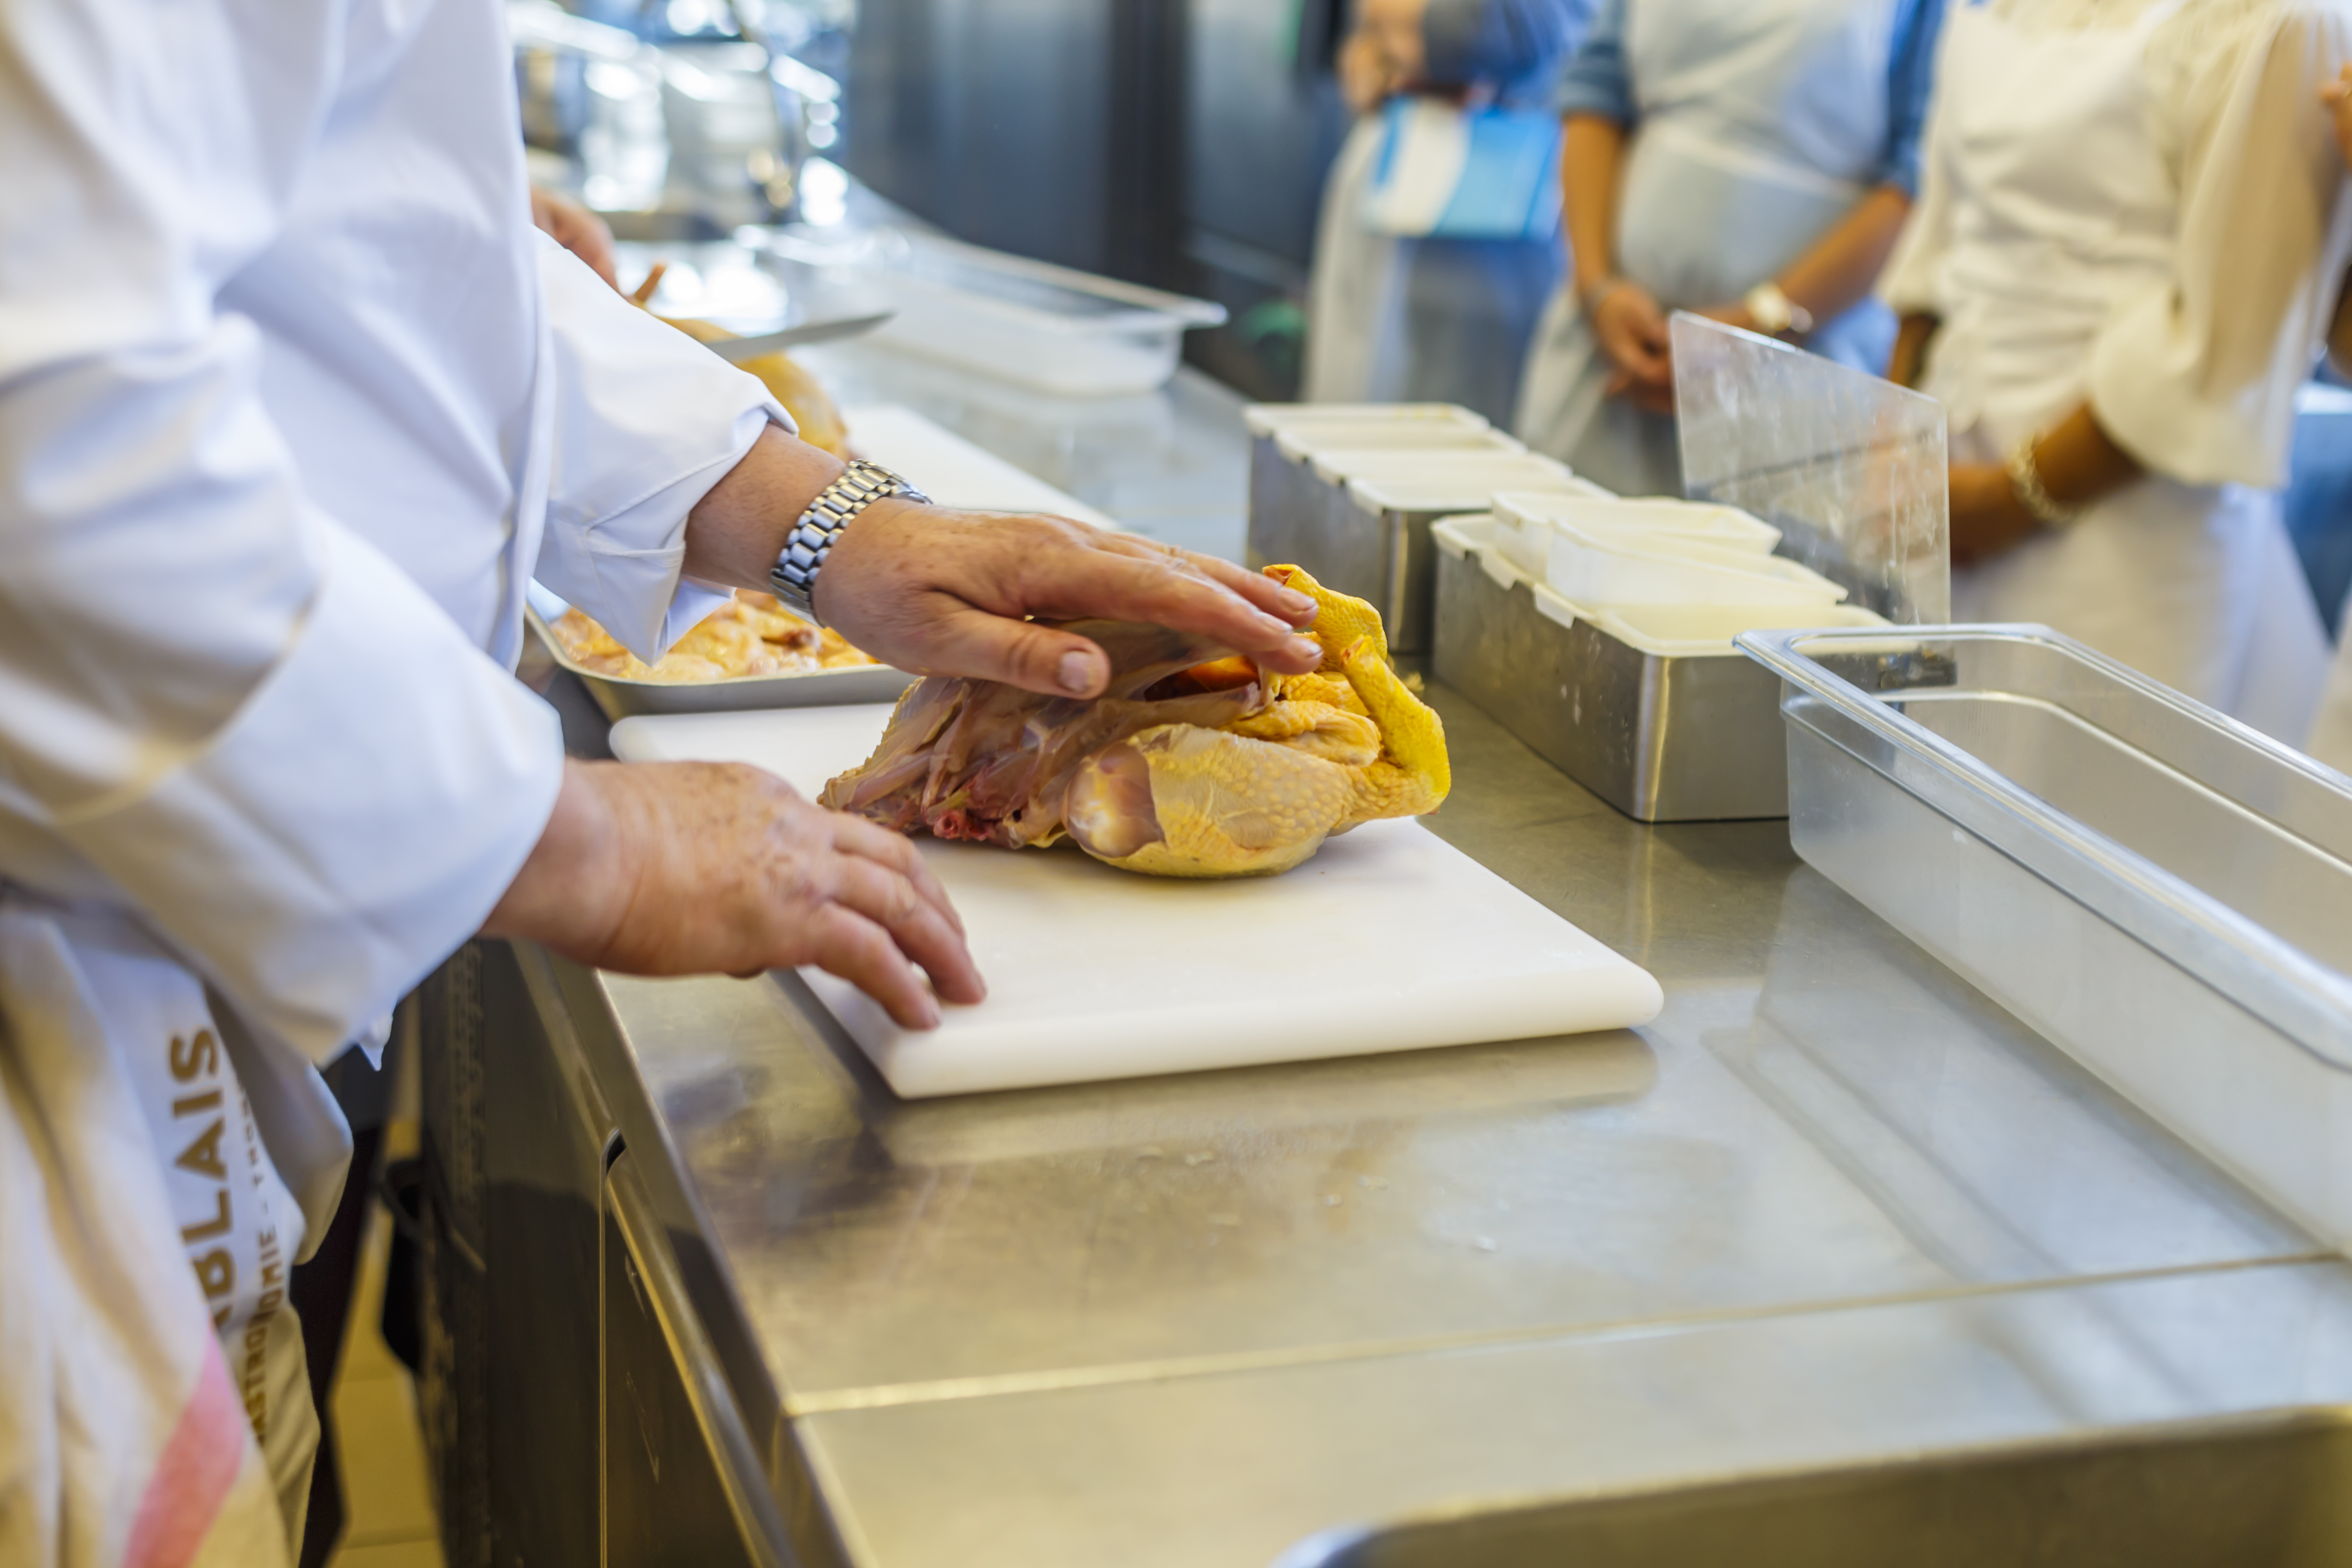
[1673,314,1950,623]
[508,0,838,226]
[704,310,892,360]
[1740,623,2352,1250]
[1434,516,1884,821]
[510,0,671,211]
[831,229,1227,397]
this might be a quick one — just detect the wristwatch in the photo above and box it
[1743,282,1814,338]
[769,459,929,623]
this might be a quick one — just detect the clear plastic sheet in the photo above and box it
[1672,314,1950,623]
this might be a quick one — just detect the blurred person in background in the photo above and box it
[2301,63,2352,769]
[1304,0,1596,425]
[1886,0,2352,744]
[1514,0,1947,495]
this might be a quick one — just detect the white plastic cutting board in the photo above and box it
[610,706,1663,1098]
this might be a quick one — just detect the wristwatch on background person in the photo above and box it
[769,459,929,623]
[1743,282,1814,338]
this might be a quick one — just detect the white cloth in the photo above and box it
[0,896,301,1568]
[1882,0,2350,737]
[1514,0,1908,494]
[1303,116,1569,425]
[1,0,794,1550]
[1305,122,1413,411]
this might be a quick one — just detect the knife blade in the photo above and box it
[707,311,895,362]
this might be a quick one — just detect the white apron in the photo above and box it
[1513,0,1906,495]
[1304,112,1571,426]
[0,892,344,1564]
[1304,120,1413,412]
[1923,0,2330,741]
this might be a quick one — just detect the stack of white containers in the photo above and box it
[1471,490,1888,658]
[1244,405,1598,654]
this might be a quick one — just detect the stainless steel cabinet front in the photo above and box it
[603,1149,792,1568]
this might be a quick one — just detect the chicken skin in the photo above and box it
[820,567,1450,877]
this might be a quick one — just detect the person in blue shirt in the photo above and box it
[1304,0,1599,426]
[1514,0,1948,495]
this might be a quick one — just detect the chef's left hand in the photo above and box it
[530,186,620,290]
[1948,462,2040,566]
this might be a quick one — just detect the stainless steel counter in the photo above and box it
[521,368,2352,1567]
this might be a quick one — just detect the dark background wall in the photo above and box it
[842,0,1349,398]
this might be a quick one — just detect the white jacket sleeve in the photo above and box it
[2089,3,2352,488]
[0,2,561,1064]
[531,242,794,661]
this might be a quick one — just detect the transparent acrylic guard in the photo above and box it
[1673,314,1949,623]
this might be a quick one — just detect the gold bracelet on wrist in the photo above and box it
[2005,435,2082,529]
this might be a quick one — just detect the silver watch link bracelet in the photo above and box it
[769,458,929,623]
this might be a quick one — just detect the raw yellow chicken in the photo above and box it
[820,566,1450,877]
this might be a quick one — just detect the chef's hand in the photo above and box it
[815,499,1326,696]
[529,186,620,290]
[485,759,983,1029]
[1589,280,1676,416]
[1948,462,2041,566]
[2325,66,2352,166]
[680,426,1323,698]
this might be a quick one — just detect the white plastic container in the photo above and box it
[1281,426,1526,467]
[1583,599,1887,657]
[1493,491,1781,578]
[1546,520,1850,609]
[1243,403,1490,438]
[1739,624,2352,1250]
[861,230,1226,397]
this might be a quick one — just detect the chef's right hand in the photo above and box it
[1589,280,1676,416]
[484,758,984,1029]
[811,499,1326,699]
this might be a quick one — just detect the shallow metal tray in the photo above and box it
[1739,624,2352,1250]
[1431,518,1798,822]
[526,607,914,720]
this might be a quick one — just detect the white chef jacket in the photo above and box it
[0,0,792,1072]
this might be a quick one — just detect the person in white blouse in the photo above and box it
[0,0,1324,1554]
[2303,65,2352,770]
[1883,0,2352,744]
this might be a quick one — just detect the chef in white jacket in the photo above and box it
[1883,0,2352,745]
[0,1,1325,1559]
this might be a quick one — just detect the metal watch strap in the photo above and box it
[769,459,928,623]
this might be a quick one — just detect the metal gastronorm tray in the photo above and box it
[1738,623,2352,1249]
[526,606,915,720]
